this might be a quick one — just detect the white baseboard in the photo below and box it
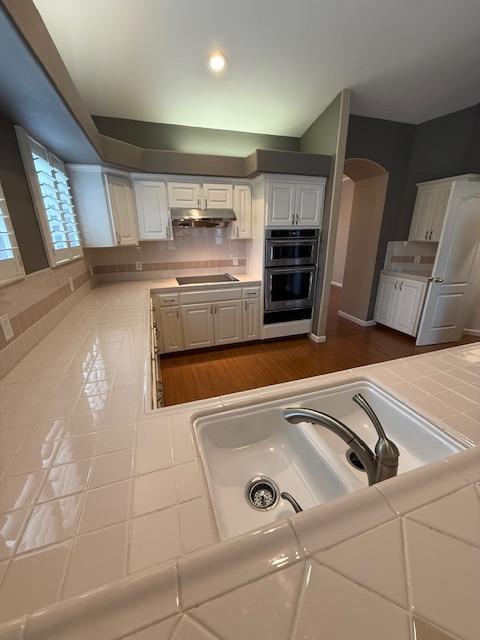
[338,310,376,327]
[331,281,343,288]
[308,333,326,343]
[464,328,480,336]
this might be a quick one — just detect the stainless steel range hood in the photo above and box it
[171,208,236,228]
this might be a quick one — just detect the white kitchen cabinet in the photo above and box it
[266,181,296,226]
[374,273,427,336]
[266,177,325,228]
[68,165,139,247]
[295,183,325,227]
[409,181,451,242]
[167,182,202,208]
[243,299,260,341]
[182,303,215,350]
[203,184,233,209]
[159,307,184,353]
[214,300,243,345]
[231,185,252,239]
[104,174,138,245]
[134,181,171,241]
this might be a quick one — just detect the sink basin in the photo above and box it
[194,379,467,540]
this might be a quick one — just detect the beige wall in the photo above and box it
[340,172,388,321]
[331,177,354,286]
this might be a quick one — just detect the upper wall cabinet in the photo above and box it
[167,182,233,210]
[134,180,171,241]
[265,177,325,228]
[409,181,451,242]
[231,185,252,239]
[69,165,139,247]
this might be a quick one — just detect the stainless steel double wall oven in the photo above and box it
[264,228,319,324]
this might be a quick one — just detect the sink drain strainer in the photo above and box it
[245,476,279,511]
[346,448,366,472]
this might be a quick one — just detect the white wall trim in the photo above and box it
[308,333,326,343]
[330,281,343,288]
[464,328,480,337]
[338,310,376,327]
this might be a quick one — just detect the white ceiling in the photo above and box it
[34,0,480,137]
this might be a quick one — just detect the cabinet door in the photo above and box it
[243,299,260,341]
[214,300,243,345]
[429,183,451,241]
[134,181,171,240]
[182,303,214,350]
[105,174,138,245]
[373,275,398,326]
[266,182,296,227]
[232,185,252,239]
[159,307,184,353]
[167,182,201,208]
[295,183,324,227]
[203,184,233,209]
[408,186,436,241]
[392,279,427,336]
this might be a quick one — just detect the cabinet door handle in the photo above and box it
[214,304,217,314]
[236,225,239,238]
[428,230,433,240]
[244,301,247,311]
[394,281,398,289]
[166,225,170,239]
[399,281,403,290]
[434,277,444,283]
[424,230,428,240]
[176,310,179,319]
[210,304,213,314]
[197,196,200,207]
[204,196,208,208]
[116,232,121,245]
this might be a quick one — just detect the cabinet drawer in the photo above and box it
[243,287,260,299]
[179,288,242,304]
[155,293,179,307]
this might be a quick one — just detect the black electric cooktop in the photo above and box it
[176,273,239,285]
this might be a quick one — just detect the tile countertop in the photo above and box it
[0,281,479,639]
[381,269,431,282]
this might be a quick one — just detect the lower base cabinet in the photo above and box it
[155,287,260,354]
[243,299,260,340]
[182,303,215,350]
[374,274,427,337]
[159,307,184,353]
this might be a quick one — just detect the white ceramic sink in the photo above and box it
[194,379,467,540]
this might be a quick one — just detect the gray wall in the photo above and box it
[345,115,416,318]
[0,110,48,273]
[94,116,299,157]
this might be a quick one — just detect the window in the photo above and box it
[16,127,83,267]
[0,181,25,286]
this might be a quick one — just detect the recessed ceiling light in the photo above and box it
[208,52,226,73]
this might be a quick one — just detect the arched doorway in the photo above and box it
[329,158,389,328]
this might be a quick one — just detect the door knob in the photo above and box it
[434,277,444,283]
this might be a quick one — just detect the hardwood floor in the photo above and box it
[161,286,478,406]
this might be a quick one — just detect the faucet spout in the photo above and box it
[283,395,399,486]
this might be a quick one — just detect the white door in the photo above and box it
[203,184,233,209]
[134,181,171,240]
[232,185,252,239]
[182,303,215,349]
[295,183,324,227]
[408,186,437,242]
[159,307,184,353]
[391,279,427,336]
[243,299,260,341]
[214,300,243,345]
[429,183,451,241]
[167,182,201,209]
[374,275,398,326]
[266,182,296,227]
[416,181,480,346]
[105,174,138,245]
